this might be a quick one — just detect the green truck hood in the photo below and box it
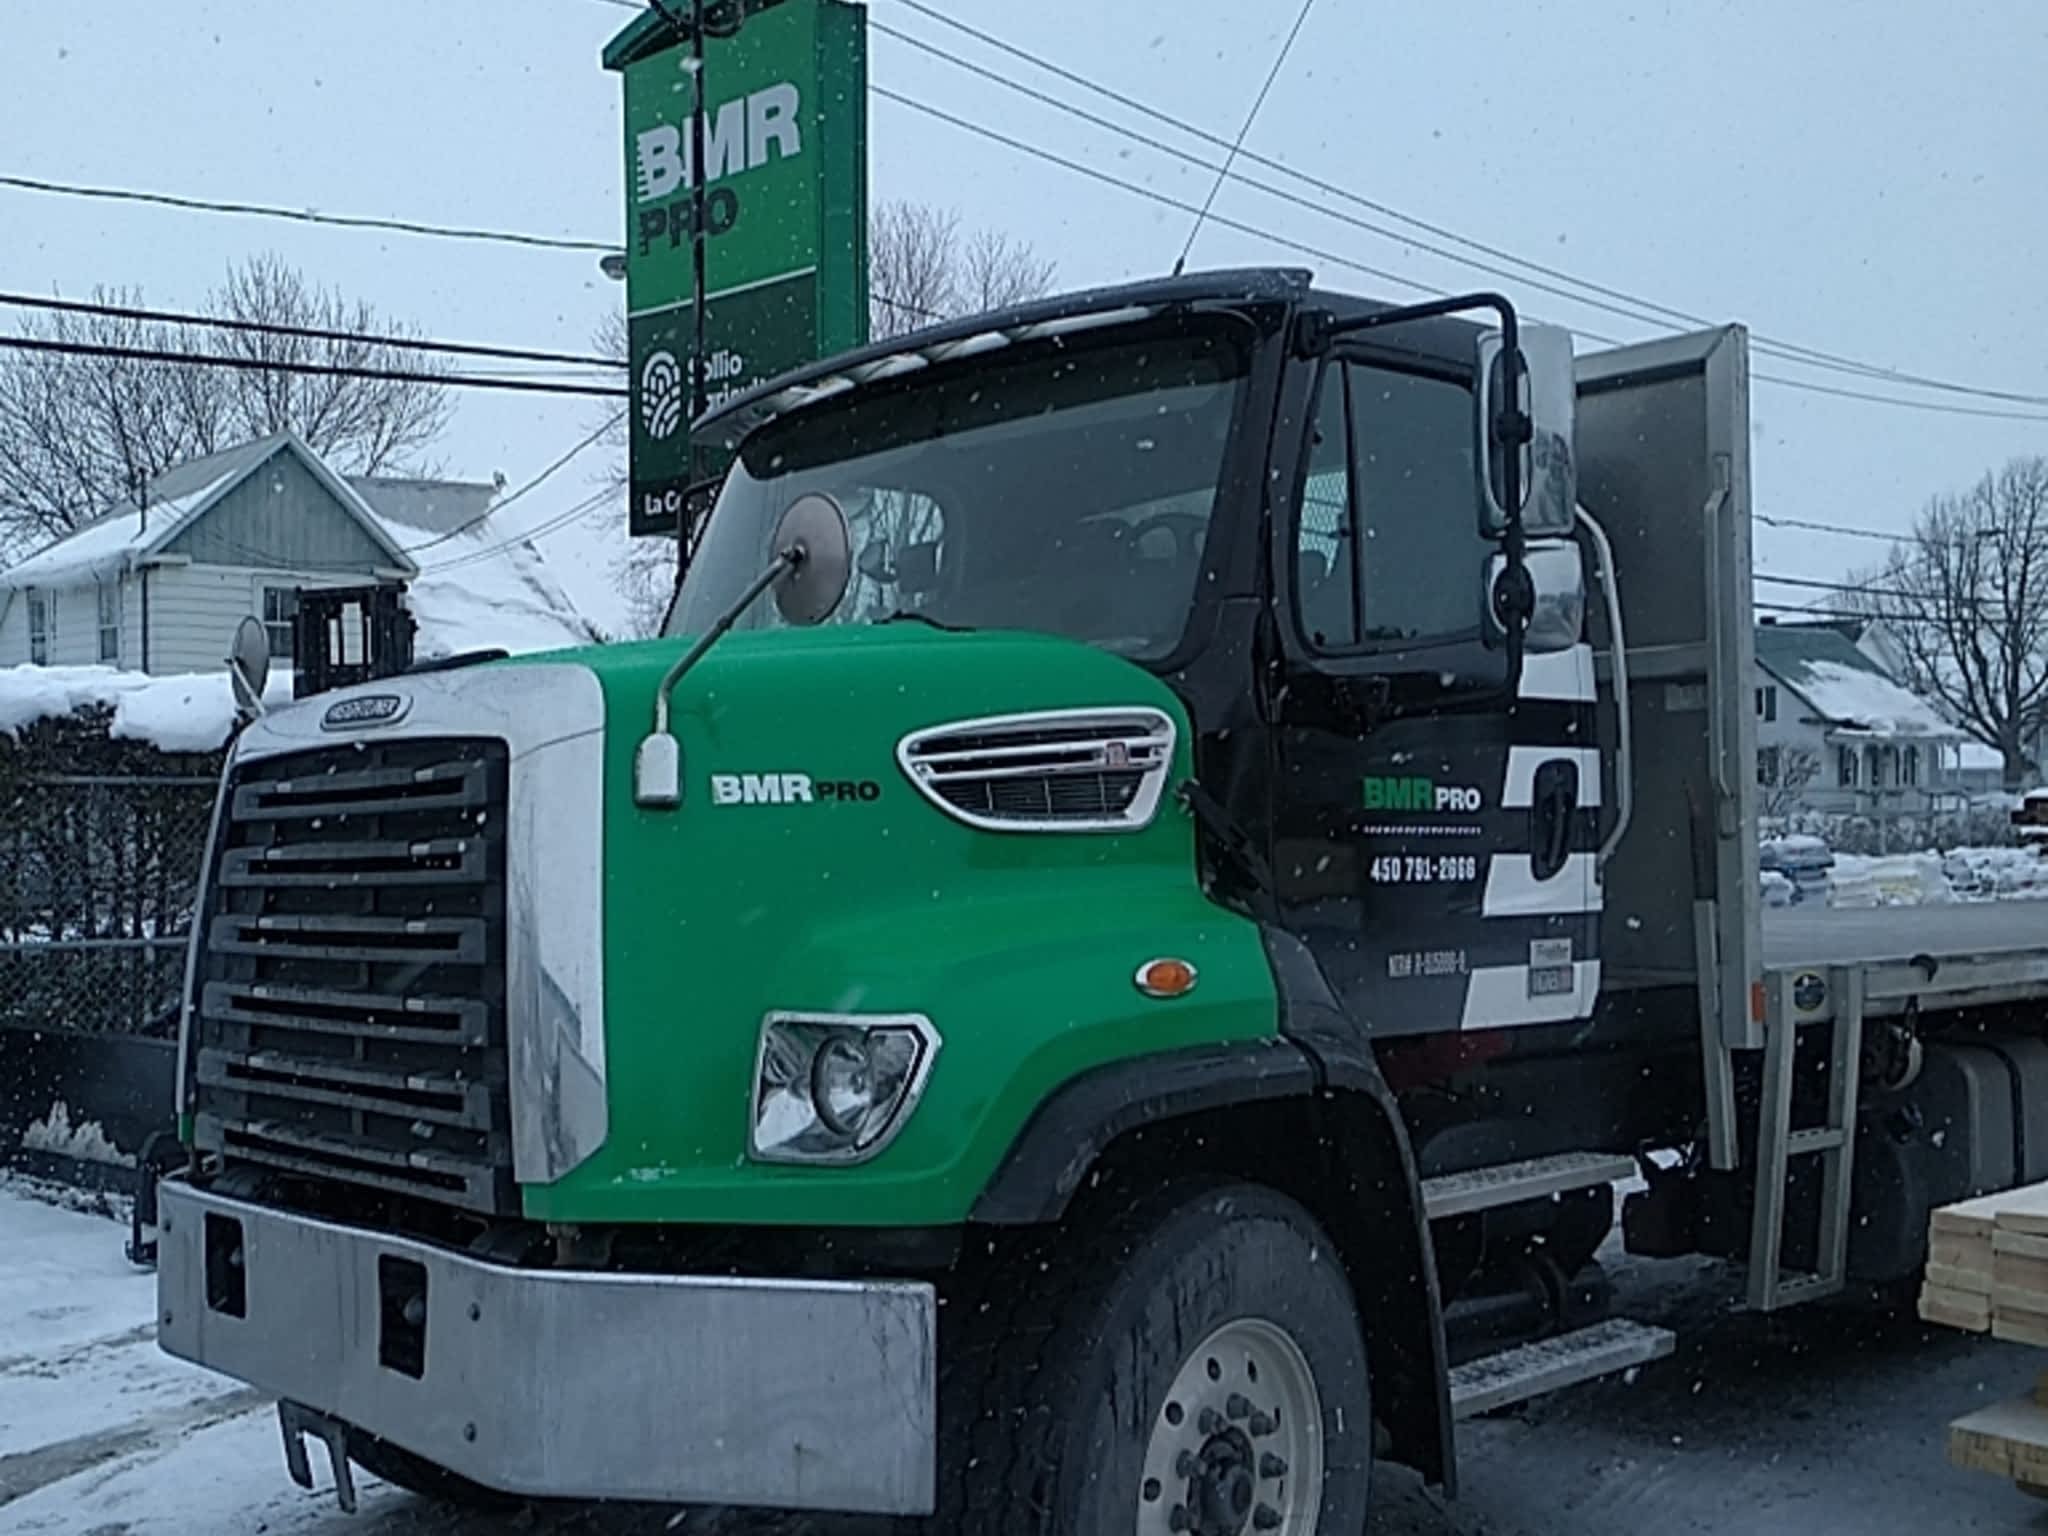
[515,626,1277,1227]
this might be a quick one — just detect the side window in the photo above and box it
[1348,365,1486,646]
[262,586,299,661]
[97,582,121,664]
[27,590,48,666]
[1294,368,1357,649]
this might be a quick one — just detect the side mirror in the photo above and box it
[770,493,852,626]
[1477,324,1578,539]
[226,614,271,717]
[1485,542,1585,654]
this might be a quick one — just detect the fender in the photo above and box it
[969,1037,1318,1225]
[1261,927,1455,1495]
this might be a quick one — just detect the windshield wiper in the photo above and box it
[877,610,973,633]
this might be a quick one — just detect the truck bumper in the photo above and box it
[155,1178,938,1514]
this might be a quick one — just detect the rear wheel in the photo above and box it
[934,1181,1371,1534]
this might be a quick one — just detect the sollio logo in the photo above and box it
[1362,776,1483,814]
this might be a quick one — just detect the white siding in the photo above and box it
[144,563,360,675]
[0,588,26,666]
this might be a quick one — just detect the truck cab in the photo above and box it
[157,268,1899,1532]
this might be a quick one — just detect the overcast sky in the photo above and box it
[5,0,2046,634]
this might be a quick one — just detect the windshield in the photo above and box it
[667,325,1248,659]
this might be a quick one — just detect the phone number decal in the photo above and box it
[1369,854,1479,884]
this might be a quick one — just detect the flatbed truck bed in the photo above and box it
[1765,904,2048,967]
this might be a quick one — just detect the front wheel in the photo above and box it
[936,1181,1371,1535]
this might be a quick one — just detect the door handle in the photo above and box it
[1530,759,1580,880]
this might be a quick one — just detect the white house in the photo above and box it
[1754,621,1966,819]
[0,433,594,674]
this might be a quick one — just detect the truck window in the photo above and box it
[670,326,1248,662]
[1290,362,1486,653]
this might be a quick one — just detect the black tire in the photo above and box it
[933,1180,1371,1535]
[343,1427,524,1511]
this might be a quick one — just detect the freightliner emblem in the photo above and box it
[321,693,409,730]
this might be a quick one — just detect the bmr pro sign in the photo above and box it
[604,0,869,537]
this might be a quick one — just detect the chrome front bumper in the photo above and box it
[155,1178,938,1514]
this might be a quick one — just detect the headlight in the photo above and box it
[750,1013,941,1165]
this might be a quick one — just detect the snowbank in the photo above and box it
[21,1100,134,1168]
[382,516,597,660]
[0,664,290,753]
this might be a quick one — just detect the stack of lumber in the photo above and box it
[1921,1184,2048,1340]
[1950,1374,2048,1496]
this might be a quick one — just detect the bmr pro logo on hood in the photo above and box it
[1362,775,1483,814]
[710,773,880,806]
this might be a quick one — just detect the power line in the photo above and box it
[1757,512,1909,544]
[400,413,625,554]
[420,486,617,573]
[0,173,616,256]
[0,333,628,399]
[885,0,2048,410]
[1175,0,1318,275]
[0,291,621,371]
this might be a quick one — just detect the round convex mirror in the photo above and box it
[771,493,852,626]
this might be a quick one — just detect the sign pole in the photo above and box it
[684,0,708,581]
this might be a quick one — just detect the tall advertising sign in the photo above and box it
[605,0,868,537]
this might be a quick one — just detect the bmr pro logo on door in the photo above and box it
[710,773,881,806]
[1361,776,1483,814]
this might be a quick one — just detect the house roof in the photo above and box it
[1,432,418,588]
[1755,623,1956,738]
[347,477,498,538]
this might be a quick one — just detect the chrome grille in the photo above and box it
[189,738,511,1214]
[897,709,1176,832]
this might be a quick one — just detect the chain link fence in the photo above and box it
[0,710,222,1039]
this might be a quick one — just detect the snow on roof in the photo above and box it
[1958,741,2005,771]
[0,664,292,753]
[374,512,597,660]
[1755,624,1957,738]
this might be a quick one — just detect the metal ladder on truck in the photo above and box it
[1420,1153,1676,1416]
[1698,958,1867,1311]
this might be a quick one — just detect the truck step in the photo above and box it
[1449,1318,1675,1418]
[1422,1151,1636,1220]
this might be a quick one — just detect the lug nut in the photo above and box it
[1260,1452,1288,1479]
[1168,1505,1192,1532]
[1176,1450,1199,1479]
[1248,1411,1277,1437]
[1198,1407,1224,1436]
[1226,1392,1252,1420]
[1253,1503,1283,1530]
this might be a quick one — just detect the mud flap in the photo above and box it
[278,1400,358,1514]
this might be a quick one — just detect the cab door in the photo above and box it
[1271,351,1600,1038]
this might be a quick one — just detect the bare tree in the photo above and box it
[868,200,1055,340]
[1759,746,1823,819]
[1852,457,2048,790]
[0,254,451,553]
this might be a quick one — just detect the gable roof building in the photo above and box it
[0,433,590,676]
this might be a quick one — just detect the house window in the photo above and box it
[96,582,120,664]
[1867,745,1885,788]
[1758,746,1781,787]
[261,587,298,661]
[1902,745,1919,786]
[1756,685,1778,722]
[27,590,49,666]
[1838,746,1858,788]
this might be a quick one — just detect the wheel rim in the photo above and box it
[1137,1316,1325,1536]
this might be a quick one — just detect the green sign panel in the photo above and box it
[606,0,868,537]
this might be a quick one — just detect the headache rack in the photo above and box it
[188,737,513,1214]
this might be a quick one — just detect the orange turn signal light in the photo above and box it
[1135,957,1198,999]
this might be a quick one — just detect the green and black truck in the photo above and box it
[157,270,2048,1532]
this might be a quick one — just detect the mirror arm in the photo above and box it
[651,545,802,736]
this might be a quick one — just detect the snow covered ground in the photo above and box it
[2,1176,2043,1536]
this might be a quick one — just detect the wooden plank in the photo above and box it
[1950,1395,2048,1485]
[1932,1231,1994,1278]
[1994,1307,2048,1349]
[1997,1229,2048,1263]
[1994,1250,2048,1307]
[1934,1190,2014,1239]
[1921,1282,1992,1332]
[1927,1260,1993,1297]
[1992,1188,2048,1237]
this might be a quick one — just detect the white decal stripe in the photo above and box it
[1460,961,1603,1030]
[1501,747,1605,810]
[1482,853,1603,917]
[1517,644,1595,702]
